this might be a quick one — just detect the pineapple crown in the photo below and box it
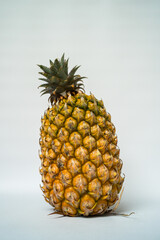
[38,54,86,104]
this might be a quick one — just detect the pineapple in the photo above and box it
[38,54,124,216]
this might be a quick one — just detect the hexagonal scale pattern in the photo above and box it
[39,92,124,216]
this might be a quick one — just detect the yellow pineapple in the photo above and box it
[38,54,124,216]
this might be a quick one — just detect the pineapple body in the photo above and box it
[39,92,124,216]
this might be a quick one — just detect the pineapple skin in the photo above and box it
[39,92,124,216]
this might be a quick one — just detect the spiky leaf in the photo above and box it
[38,54,85,104]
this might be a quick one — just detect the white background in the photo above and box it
[0,0,160,239]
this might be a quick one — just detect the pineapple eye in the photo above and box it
[61,142,74,158]
[54,114,65,128]
[69,132,82,148]
[77,121,90,137]
[88,178,102,201]
[67,158,81,177]
[83,135,96,152]
[65,117,77,132]
[90,149,103,167]
[72,107,85,122]
[57,128,69,142]
[73,174,88,195]
[75,146,89,165]
[82,161,96,182]
[85,111,97,126]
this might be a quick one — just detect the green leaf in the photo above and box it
[61,53,65,66]
[63,59,69,75]
[38,78,50,83]
[38,83,50,88]
[55,86,65,93]
[41,90,53,96]
[49,60,54,66]
[57,68,67,79]
[50,76,59,84]
[77,83,84,88]
[75,86,84,92]
[67,75,75,84]
[65,84,75,91]
[73,77,86,85]
[38,55,86,101]
[59,79,69,87]
[40,88,53,96]
[38,72,50,78]
[69,65,80,78]
[38,65,52,74]
[54,59,61,70]
[50,65,59,76]
[74,76,86,80]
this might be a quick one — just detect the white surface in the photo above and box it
[0,0,160,239]
[1,192,160,240]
